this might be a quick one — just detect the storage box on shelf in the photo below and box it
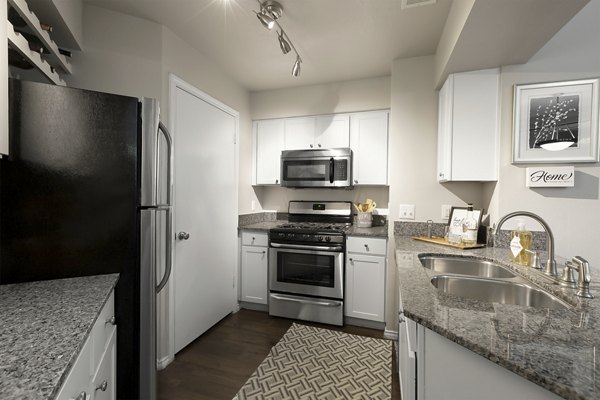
[240,231,269,305]
[345,236,387,322]
[437,68,499,182]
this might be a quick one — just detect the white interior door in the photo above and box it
[172,78,237,354]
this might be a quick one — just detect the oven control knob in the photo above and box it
[325,236,331,242]
[287,233,295,239]
[278,233,285,238]
[317,236,323,241]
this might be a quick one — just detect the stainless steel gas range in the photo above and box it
[268,201,352,326]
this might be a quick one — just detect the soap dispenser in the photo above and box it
[510,220,533,266]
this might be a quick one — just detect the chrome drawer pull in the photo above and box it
[105,316,116,326]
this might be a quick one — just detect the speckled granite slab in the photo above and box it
[0,274,119,400]
[346,224,389,238]
[395,236,599,400]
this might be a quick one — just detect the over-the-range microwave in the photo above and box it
[280,148,353,188]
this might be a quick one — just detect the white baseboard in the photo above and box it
[157,354,174,370]
[384,329,398,341]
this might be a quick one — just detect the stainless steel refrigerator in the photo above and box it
[0,79,173,400]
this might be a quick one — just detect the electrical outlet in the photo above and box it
[399,204,415,220]
[441,204,452,220]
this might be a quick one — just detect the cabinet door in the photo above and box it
[284,116,316,150]
[91,329,116,400]
[241,245,268,304]
[255,119,285,185]
[316,114,350,149]
[1,1,8,156]
[350,111,389,185]
[437,77,452,182]
[345,253,385,321]
[55,333,92,400]
[451,69,499,181]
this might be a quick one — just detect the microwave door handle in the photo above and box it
[329,157,334,183]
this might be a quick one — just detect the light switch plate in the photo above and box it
[441,204,452,220]
[399,204,415,220]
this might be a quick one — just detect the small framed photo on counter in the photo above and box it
[448,206,483,230]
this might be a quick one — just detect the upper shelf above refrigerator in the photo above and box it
[5,0,82,86]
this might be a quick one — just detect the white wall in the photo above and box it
[249,76,392,212]
[66,5,162,100]
[490,0,600,267]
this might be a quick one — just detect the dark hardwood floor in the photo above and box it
[158,309,401,400]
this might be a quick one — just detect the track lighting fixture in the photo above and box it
[255,0,303,77]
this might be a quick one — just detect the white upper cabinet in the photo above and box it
[437,68,499,182]
[284,114,349,150]
[315,114,350,149]
[284,116,316,150]
[254,119,285,185]
[350,110,389,185]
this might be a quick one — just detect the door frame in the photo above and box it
[160,73,240,368]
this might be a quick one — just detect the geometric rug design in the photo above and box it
[233,323,392,400]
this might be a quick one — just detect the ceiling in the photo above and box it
[83,0,453,92]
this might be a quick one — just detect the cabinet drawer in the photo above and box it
[92,292,116,371]
[347,236,387,255]
[55,333,92,400]
[241,231,268,247]
[92,329,116,400]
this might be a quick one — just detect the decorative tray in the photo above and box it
[412,236,486,249]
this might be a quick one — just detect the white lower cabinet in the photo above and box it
[398,315,563,400]
[345,236,386,322]
[240,231,269,305]
[56,291,116,400]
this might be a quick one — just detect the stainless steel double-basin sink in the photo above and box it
[420,255,571,311]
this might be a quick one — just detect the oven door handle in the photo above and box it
[271,294,342,308]
[270,242,344,252]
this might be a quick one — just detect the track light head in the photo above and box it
[256,11,275,30]
[292,56,301,77]
[278,31,291,54]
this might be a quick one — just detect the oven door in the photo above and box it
[269,244,344,299]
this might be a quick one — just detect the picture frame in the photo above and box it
[447,206,483,229]
[512,78,599,164]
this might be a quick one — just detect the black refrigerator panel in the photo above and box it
[1,79,141,400]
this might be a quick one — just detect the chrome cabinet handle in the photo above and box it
[364,244,369,251]
[275,179,279,184]
[262,250,266,254]
[70,392,87,400]
[318,143,321,148]
[310,144,313,148]
[177,232,190,240]
[105,316,116,326]
[349,258,353,262]
[354,179,358,184]
[95,380,108,392]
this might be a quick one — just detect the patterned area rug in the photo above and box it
[233,323,392,400]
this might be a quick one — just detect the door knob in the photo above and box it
[177,232,190,240]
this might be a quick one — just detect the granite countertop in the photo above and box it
[346,224,388,238]
[0,274,120,400]
[238,221,284,231]
[395,236,600,400]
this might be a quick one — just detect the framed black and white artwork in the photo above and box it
[512,78,599,163]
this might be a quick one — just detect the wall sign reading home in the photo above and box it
[512,78,599,164]
[525,166,575,187]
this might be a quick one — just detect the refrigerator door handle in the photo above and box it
[157,121,173,206]
[156,207,172,293]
